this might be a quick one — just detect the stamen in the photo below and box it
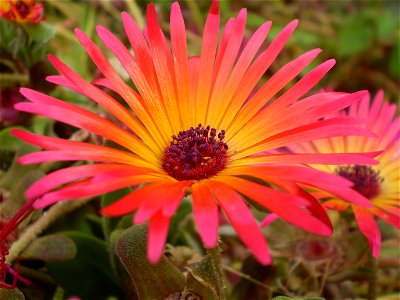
[335,165,383,199]
[163,124,228,180]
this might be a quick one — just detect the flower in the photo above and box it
[0,0,44,24]
[287,91,399,257]
[10,1,378,264]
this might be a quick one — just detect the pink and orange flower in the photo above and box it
[0,0,44,24]
[288,91,399,257]
[3,1,381,264]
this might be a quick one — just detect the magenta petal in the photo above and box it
[192,182,219,248]
[206,181,272,265]
[353,206,381,258]
[147,210,170,264]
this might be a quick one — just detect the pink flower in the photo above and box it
[6,1,379,264]
[287,91,399,257]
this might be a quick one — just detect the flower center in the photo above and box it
[335,165,383,199]
[163,124,228,180]
[15,1,31,18]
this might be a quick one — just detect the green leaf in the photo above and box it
[168,196,193,244]
[0,288,25,300]
[186,254,224,300]
[116,225,186,299]
[101,188,132,242]
[338,13,374,57]
[46,231,123,299]
[24,22,55,45]
[0,168,44,217]
[0,127,24,152]
[0,19,27,56]
[377,11,398,40]
[0,126,26,170]
[20,234,76,261]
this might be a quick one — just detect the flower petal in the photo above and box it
[192,182,219,248]
[353,206,381,258]
[147,210,171,264]
[205,180,271,265]
[217,176,332,236]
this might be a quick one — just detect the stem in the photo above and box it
[206,240,226,299]
[367,256,378,300]
[222,265,270,290]
[5,198,92,264]
[0,73,29,84]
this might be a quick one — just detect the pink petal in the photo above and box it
[270,180,333,234]
[224,166,372,208]
[195,0,220,124]
[16,91,154,161]
[212,17,234,84]
[121,12,158,87]
[170,2,190,128]
[207,9,247,124]
[24,164,127,200]
[101,182,168,217]
[237,116,374,158]
[218,176,332,236]
[162,181,193,217]
[95,25,172,141]
[192,182,219,248]
[220,20,298,129]
[134,181,189,224]
[228,48,322,136]
[353,206,381,258]
[34,175,158,209]
[260,213,279,227]
[145,4,181,132]
[46,55,152,144]
[213,20,271,125]
[371,207,400,229]
[267,59,336,112]
[233,152,380,166]
[147,210,171,264]
[205,180,272,265]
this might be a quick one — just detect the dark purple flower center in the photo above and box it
[163,124,228,180]
[15,1,31,18]
[335,165,383,199]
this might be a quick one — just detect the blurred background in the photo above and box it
[0,1,399,299]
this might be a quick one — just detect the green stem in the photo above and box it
[6,198,92,264]
[222,265,270,290]
[0,73,29,85]
[207,240,226,299]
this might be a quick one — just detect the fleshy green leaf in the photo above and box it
[20,234,76,261]
[0,19,27,56]
[0,287,25,300]
[46,231,123,299]
[338,13,374,57]
[115,225,186,299]
[186,254,224,300]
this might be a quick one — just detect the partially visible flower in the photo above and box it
[288,91,400,257]
[0,0,44,24]
[0,88,28,128]
[5,1,379,265]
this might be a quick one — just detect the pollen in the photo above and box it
[163,124,228,180]
[335,165,383,199]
